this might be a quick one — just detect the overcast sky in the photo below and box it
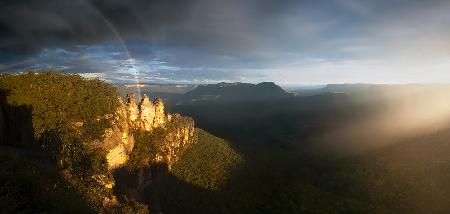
[1,0,450,84]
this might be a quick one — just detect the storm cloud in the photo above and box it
[1,0,450,83]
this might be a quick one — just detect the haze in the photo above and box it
[308,85,450,156]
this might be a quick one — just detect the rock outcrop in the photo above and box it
[127,93,140,126]
[139,95,156,131]
[123,93,196,168]
[103,97,135,170]
[92,93,196,209]
[153,98,165,126]
[98,94,196,171]
[126,94,167,131]
[154,113,196,169]
[100,94,184,169]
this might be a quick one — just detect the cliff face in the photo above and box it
[139,95,156,131]
[100,94,196,170]
[154,113,196,169]
[1,73,195,212]
[123,94,195,168]
[97,93,196,186]
[102,97,135,170]
[81,93,197,211]
[153,98,166,127]
[126,94,166,132]
[127,94,140,126]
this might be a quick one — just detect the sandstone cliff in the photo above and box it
[123,93,195,168]
[154,113,196,168]
[98,94,196,169]
[1,73,196,212]
[101,97,135,170]
[126,94,167,131]
[90,93,196,209]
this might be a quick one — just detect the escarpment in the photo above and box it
[122,93,196,168]
[92,93,196,210]
[0,73,198,213]
[154,113,196,168]
[93,93,196,170]
[97,97,134,170]
[60,93,197,212]
[127,94,166,131]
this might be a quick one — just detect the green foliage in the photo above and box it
[0,150,95,213]
[171,129,243,190]
[0,72,119,211]
[127,115,196,171]
[0,71,119,137]
[38,127,107,175]
[81,118,113,142]
[126,129,161,170]
[0,72,116,169]
[159,129,377,213]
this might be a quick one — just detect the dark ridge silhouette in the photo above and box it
[179,82,291,104]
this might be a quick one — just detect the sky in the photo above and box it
[1,0,450,84]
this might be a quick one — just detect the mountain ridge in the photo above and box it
[178,81,291,104]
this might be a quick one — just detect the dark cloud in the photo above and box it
[0,0,321,53]
[1,0,448,53]
[0,1,104,51]
[1,0,450,83]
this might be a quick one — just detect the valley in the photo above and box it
[2,73,450,213]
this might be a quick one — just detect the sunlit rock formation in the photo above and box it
[153,98,165,127]
[126,93,140,126]
[103,93,195,171]
[126,94,168,131]
[124,93,196,169]
[102,97,134,170]
[87,93,196,211]
[139,94,156,131]
[154,113,196,169]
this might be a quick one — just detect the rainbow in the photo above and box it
[86,2,142,101]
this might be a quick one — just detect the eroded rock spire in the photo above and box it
[153,97,165,127]
[126,93,139,126]
[126,93,167,131]
[140,94,156,131]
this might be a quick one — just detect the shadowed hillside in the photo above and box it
[164,82,450,213]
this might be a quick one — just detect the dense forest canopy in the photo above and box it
[0,72,119,138]
[0,72,123,212]
[171,129,243,190]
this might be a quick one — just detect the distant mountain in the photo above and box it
[178,82,291,104]
[291,84,371,96]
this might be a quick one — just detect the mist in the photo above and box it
[310,85,450,157]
